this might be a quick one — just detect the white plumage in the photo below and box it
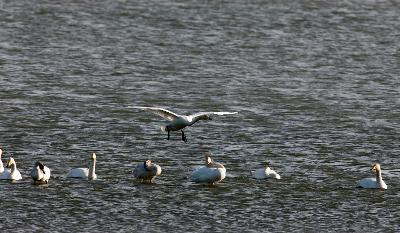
[251,163,281,180]
[132,106,238,142]
[357,163,387,189]
[133,160,162,183]
[67,153,97,180]
[191,153,226,185]
[0,157,22,181]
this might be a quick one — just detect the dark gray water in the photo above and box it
[1,0,399,232]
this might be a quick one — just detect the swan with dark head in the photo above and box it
[31,161,51,184]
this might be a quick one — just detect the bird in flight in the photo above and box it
[132,107,238,142]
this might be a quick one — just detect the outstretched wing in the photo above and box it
[210,111,238,116]
[132,107,179,121]
[187,111,238,123]
[190,111,238,118]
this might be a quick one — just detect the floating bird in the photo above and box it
[132,107,238,142]
[31,161,51,185]
[133,160,162,183]
[67,153,97,180]
[0,157,22,181]
[251,162,281,180]
[357,163,387,189]
[190,153,226,185]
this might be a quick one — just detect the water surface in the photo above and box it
[0,0,399,232]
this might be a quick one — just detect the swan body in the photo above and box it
[67,153,97,180]
[357,163,387,189]
[252,164,281,180]
[191,153,226,185]
[133,160,162,183]
[133,107,238,142]
[31,161,51,184]
[0,157,22,181]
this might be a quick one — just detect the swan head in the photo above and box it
[372,163,381,173]
[91,153,97,160]
[205,153,214,167]
[202,115,212,121]
[34,161,46,173]
[6,157,16,168]
[144,160,152,171]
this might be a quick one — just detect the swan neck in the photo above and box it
[374,169,387,189]
[190,115,203,125]
[375,169,382,179]
[11,162,17,172]
[89,159,96,179]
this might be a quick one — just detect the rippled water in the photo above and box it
[1,0,399,232]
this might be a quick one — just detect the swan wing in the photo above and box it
[133,107,179,121]
[0,169,11,180]
[31,166,41,180]
[13,170,22,180]
[44,166,51,181]
[252,168,267,179]
[190,111,238,118]
[357,177,377,188]
[67,168,89,178]
[191,167,222,183]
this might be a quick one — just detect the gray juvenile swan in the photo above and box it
[133,160,162,183]
[67,153,97,180]
[132,107,238,142]
[31,161,51,184]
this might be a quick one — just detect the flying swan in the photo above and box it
[67,153,97,180]
[251,162,281,180]
[133,160,162,183]
[31,161,51,184]
[0,157,22,181]
[132,107,238,142]
[190,153,226,185]
[357,163,387,189]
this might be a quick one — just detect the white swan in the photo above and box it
[133,160,162,183]
[31,161,51,184]
[190,153,226,185]
[251,162,281,180]
[67,153,97,180]
[132,107,238,142]
[357,163,387,189]
[0,157,22,181]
